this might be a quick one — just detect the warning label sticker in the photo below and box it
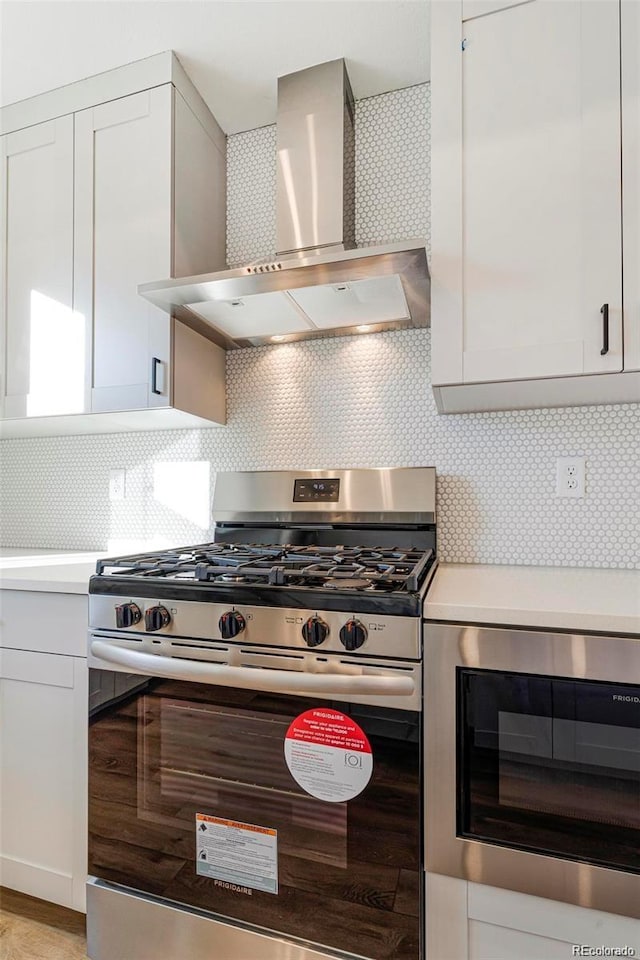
[195,814,278,894]
[284,708,373,803]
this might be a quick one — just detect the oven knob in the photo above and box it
[219,611,246,639]
[339,619,368,651]
[115,602,142,629]
[144,605,171,632]
[302,616,329,647]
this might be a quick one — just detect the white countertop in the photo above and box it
[0,548,102,594]
[425,563,640,636]
[2,549,639,634]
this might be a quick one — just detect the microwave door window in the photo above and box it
[459,669,640,873]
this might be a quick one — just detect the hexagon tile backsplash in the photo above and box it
[1,84,639,567]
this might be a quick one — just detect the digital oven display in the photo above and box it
[293,478,340,502]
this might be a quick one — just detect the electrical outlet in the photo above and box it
[109,468,126,501]
[555,457,585,498]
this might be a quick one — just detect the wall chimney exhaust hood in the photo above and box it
[139,59,430,349]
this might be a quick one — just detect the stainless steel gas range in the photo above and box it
[86,468,437,960]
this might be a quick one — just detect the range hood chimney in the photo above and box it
[139,60,429,349]
[276,59,355,257]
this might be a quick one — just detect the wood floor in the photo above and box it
[0,888,88,959]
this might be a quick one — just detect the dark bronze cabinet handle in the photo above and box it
[151,357,162,394]
[600,304,609,356]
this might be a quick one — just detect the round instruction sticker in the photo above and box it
[284,708,373,802]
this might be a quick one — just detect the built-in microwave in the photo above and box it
[424,624,640,919]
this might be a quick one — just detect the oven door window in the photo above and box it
[458,669,640,873]
[89,672,422,960]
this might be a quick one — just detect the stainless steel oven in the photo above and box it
[87,468,437,960]
[424,623,640,919]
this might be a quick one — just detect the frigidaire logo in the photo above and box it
[612,695,640,703]
[213,879,252,896]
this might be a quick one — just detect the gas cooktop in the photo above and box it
[96,543,433,593]
[90,469,437,650]
[91,542,436,617]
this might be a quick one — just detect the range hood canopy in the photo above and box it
[139,59,430,349]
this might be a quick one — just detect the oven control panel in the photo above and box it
[293,477,340,502]
[89,596,421,661]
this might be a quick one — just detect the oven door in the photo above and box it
[88,640,422,960]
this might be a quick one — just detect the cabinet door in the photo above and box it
[0,649,87,911]
[622,0,640,371]
[1,116,87,419]
[74,86,173,413]
[433,0,623,386]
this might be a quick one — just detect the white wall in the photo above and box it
[1,84,638,567]
[0,1,429,134]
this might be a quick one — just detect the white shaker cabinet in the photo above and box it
[0,590,88,913]
[74,86,173,414]
[431,0,640,412]
[0,53,227,437]
[0,116,83,419]
[622,0,640,371]
[426,874,640,960]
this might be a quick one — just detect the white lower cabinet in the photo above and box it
[0,591,88,912]
[426,874,640,960]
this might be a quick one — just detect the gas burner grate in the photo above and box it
[96,543,434,595]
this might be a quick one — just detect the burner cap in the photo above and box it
[324,578,372,590]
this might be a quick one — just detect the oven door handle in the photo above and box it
[90,640,416,696]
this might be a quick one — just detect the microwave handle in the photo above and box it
[90,640,415,697]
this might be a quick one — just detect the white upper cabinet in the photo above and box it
[461,0,621,382]
[1,116,82,419]
[0,53,227,436]
[622,0,640,371]
[431,0,640,412]
[75,86,173,414]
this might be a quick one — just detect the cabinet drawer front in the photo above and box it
[0,648,74,687]
[0,590,87,656]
